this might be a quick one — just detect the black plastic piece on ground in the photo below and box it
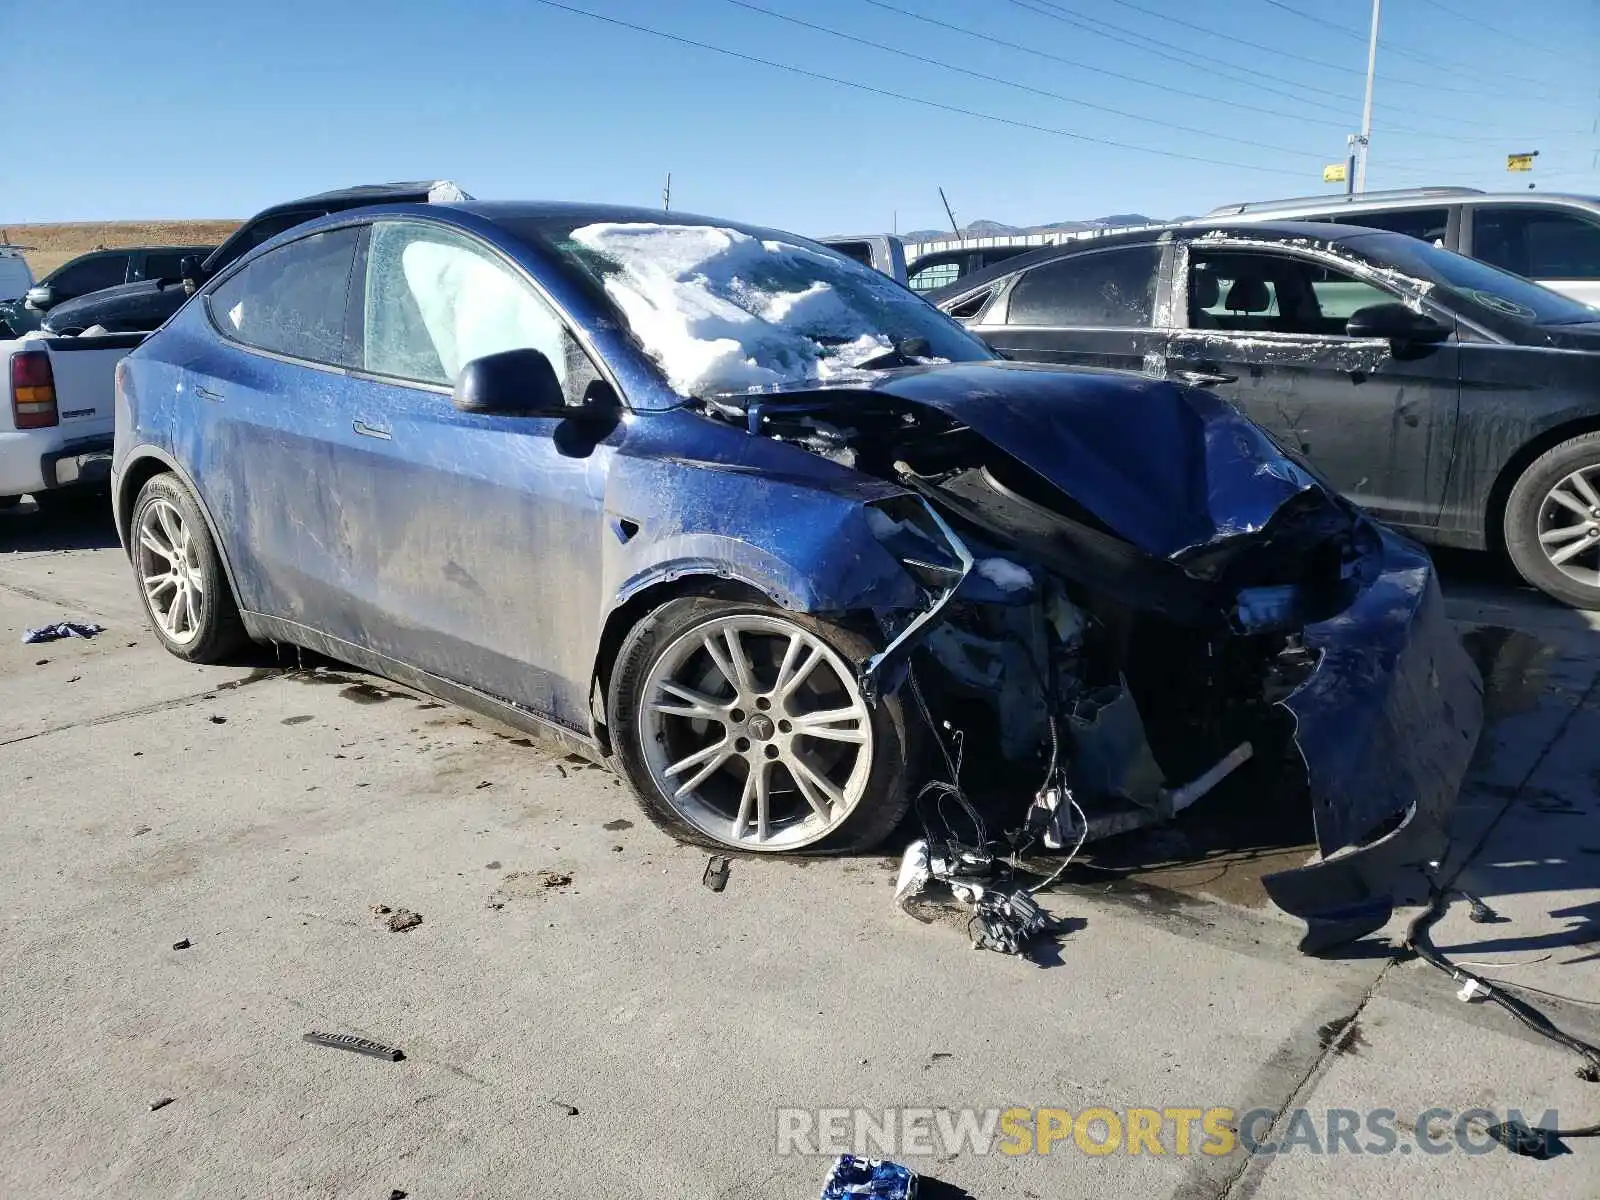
[302,1032,404,1061]
[1487,1119,1565,1159]
[703,856,731,892]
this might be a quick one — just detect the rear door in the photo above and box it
[967,243,1168,374]
[1168,241,1462,532]
[179,225,366,628]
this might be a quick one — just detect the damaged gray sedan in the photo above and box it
[111,202,1483,953]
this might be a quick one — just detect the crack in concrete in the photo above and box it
[0,671,284,748]
[1215,665,1600,1199]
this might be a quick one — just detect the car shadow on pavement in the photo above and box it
[0,494,121,553]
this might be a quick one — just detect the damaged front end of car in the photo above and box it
[699,362,1483,953]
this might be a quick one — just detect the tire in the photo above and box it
[1503,431,1600,610]
[0,495,20,509]
[608,596,912,854]
[129,473,249,662]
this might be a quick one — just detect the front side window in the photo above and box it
[1473,206,1600,280]
[1188,249,1393,336]
[140,252,187,281]
[206,226,360,365]
[51,254,129,298]
[361,222,574,390]
[1005,246,1160,328]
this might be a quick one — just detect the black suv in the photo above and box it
[0,246,213,335]
[932,220,1600,608]
[42,181,469,336]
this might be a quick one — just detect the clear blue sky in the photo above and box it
[7,0,1597,234]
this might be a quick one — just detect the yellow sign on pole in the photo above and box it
[1507,153,1537,172]
[1323,163,1348,183]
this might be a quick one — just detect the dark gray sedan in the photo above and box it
[933,221,1600,608]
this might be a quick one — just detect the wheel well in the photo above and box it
[1483,416,1600,555]
[116,455,172,547]
[590,574,810,754]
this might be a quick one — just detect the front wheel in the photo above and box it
[1504,432,1600,610]
[608,597,912,853]
[130,473,249,662]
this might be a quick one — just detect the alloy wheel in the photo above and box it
[136,497,206,645]
[1536,464,1600,587]
[638,613,874,850]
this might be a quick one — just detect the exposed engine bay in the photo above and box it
[699,374,1484,954]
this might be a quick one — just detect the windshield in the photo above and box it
[518,217,995,396]
[1342,230,1598,327]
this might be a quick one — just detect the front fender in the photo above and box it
[601,455,928,619]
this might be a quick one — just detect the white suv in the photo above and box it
[1203,187,1600,308]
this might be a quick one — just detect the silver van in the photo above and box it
[1203,187,1600,308]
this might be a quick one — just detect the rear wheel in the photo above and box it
[130,473,249,662]
[1504,432,1600,610]
[608,597,911,853]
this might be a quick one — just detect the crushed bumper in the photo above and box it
[1263,529,1483,952]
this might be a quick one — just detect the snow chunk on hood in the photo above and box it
[570,222,931,396]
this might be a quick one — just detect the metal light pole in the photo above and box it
[1354,0,1381,193]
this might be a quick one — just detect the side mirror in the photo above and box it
[453,348,571,417]
[179,254,204,292]
[1345,302,1449,345]
[24,284,53,311]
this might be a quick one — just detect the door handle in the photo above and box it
[193,385,224,402]
[352,419,392,441]
[1174,369,1238,388]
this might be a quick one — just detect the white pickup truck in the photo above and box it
[0,332,144,508]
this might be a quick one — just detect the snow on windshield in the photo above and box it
[569,222,943,396]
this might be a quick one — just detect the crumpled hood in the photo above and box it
[790,361,1331,560]
[43,277,181,333]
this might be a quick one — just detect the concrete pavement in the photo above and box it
[1,503,1596,1199]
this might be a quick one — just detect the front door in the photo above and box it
[328,218,616,731]
[969,243,1168,375]
[1167,243,1462,533]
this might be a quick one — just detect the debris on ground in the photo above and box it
[148,1097,175,1112]
[818,1154,918,1199]
[371,905,422,932]
[549,1100,580,1116]
[475,780,492,789]
[487,869,573,909]
[207,715,227,725]
[21,621,105,644]
[302,1031,404,1061]
[702,855,731,893]
[131,825,151,837]
[171,938,191,951]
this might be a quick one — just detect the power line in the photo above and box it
[1001,0,1362,113]
[856,0,1353,130]
[1414,0,1591,59]
[525,0,1314,178]
[721,0,1325,158]
[1008,0,1595,142]
[1104,0,1581,110]
[1259,0,1582,97]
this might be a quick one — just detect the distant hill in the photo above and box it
[0,220,241,277]
[902,213,1161,243]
